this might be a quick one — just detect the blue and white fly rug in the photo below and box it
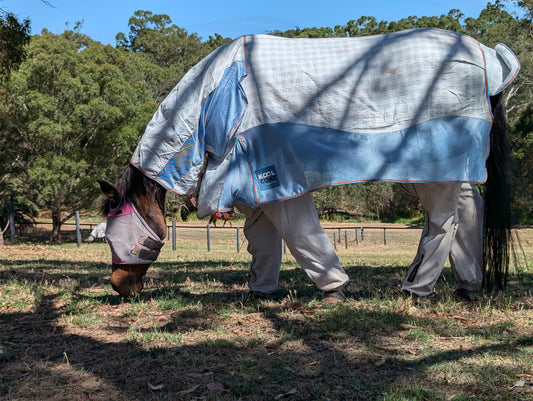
[130,28,520,218]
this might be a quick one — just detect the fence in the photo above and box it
[163,221,423,253]
[10,214,423,250]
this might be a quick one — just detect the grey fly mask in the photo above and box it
[106,200,165,265]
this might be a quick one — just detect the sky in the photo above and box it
[0,0,513,44]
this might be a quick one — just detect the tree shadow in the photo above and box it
[2,258,532,400]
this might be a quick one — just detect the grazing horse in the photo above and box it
[100,28,519,297]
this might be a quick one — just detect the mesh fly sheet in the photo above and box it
[130,28,520,218]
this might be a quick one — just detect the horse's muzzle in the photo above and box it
[110,264,150,297]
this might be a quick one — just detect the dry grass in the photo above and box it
[1,225,532,400]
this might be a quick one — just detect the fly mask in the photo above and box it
[106,200,165,265]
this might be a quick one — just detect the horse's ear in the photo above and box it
[98,180,119,200]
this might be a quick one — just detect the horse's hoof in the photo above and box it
[324,290,347,304]
[454,288,477,302]
[402,290,439,304]
[245,291,274,302]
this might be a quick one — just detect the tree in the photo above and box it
[10,29,157,241]
[0,10,30,81]
[330,10,466,38]
[116,10,225,102]
[0,10,30,244]
[270,26,336,38]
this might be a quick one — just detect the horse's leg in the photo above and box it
[448,184,484,296]
[401,183,462,297]
[238,203,282,296]
[260,193,349,293]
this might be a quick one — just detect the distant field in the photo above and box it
[1,225,532,400]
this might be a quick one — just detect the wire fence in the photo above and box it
[165,223,425,253]
[10,215,424,251]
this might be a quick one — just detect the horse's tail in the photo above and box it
[483,93,511,292]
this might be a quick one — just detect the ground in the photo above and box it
[1,225,532,400]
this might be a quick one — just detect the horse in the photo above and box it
[99,28,519,298]
[87,222,107,242]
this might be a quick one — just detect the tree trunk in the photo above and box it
[51,208,62,243]
[0,219,10,245]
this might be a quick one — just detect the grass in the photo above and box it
[0,225,532,400]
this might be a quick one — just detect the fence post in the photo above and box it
[75,211,82,247]
[355,228,359,245]
[236,227,240,253]
[206,224,211,251]
[333,232,337,250]
[172,219,176,251]
[345,230,348,249]
[8,195,15,242]
[361,227,365,241]
[283,239,286,254]
[337,228,341,243]
[383,228,387,245]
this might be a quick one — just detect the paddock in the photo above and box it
[1,225,532,400]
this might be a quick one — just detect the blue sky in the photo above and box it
[0,0,511,44]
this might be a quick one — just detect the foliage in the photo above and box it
[8,30,157,241]
[0,195,38,245]
[116,10,231,101]
[313,183,421,222]
[509,106,533,222]
[0,10,31,243]
[0,10,30,81]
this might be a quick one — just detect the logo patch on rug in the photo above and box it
[255,165,280,190]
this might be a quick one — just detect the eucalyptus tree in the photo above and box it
[0,10,30,243]
[11,29,157,241]
[116,10,226,103]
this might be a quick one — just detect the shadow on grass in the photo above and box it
[1,258,533,400]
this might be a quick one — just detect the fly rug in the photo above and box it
[108,27,520,294]
[131,28,519,218]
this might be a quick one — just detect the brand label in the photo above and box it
[255,165,280,190]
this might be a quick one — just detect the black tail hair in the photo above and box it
[483,93,511,292]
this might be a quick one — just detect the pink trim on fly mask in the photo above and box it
[112,256,128,264]
[108,200,135,219]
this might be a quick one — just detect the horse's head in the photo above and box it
[99,165,167,298]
